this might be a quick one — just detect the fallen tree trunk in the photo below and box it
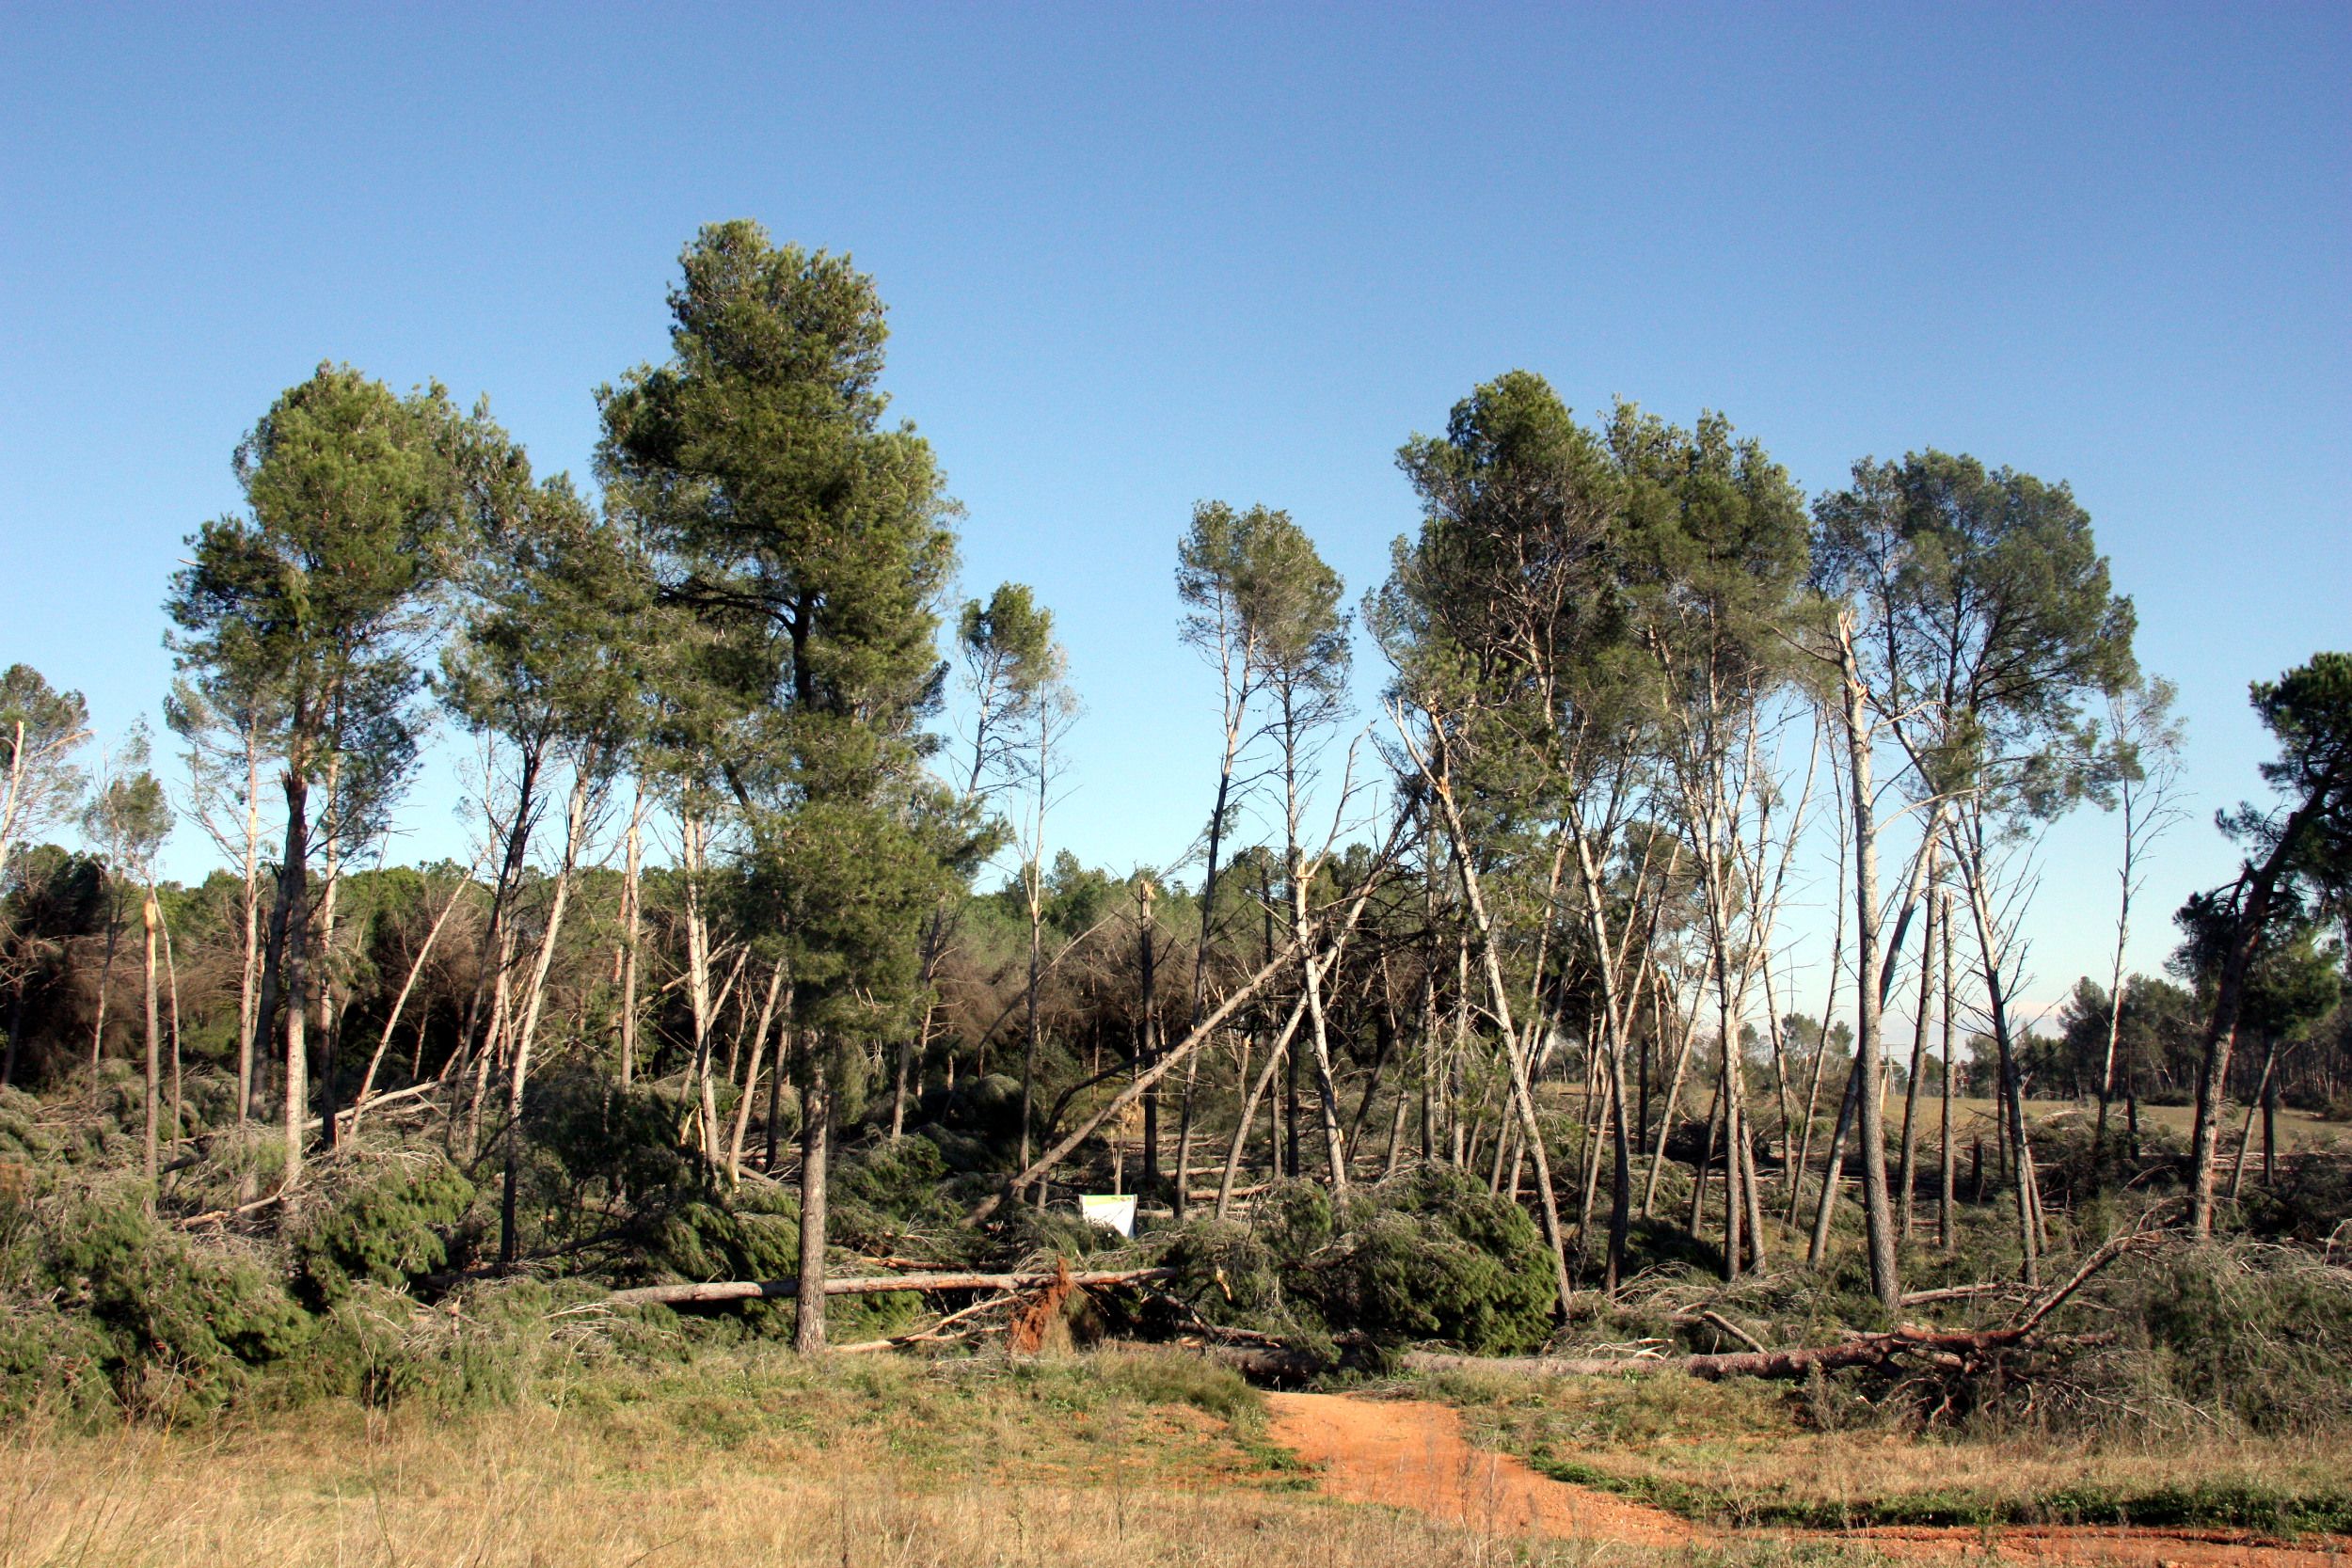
[609,1266,1170,1310]
[1402,1325,2116,1382]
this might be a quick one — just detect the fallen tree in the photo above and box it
[1398,1327,2119,1382]
[608,1265,1171,1310]
[1399,1229,2164,1381]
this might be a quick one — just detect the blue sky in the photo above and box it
[3,3,2346,1014]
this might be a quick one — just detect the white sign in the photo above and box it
[1079,1194,1137,1238]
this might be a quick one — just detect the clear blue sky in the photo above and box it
[3,3,2345,1017]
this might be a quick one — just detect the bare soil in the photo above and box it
[1265,1390,1699,1546]
[1265,1391,2352,1567]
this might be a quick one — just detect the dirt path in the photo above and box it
[1263,1392,2351,1566]
[1264,1390,1699,1546]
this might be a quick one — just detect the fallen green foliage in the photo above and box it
[1165,1167,1556,1354]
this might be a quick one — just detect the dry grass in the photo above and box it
[0,1346,1899,1568]
[1948,1098,2345,1153]
[1426,1370,2352,1530]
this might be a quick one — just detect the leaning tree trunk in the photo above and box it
[2185,783,2333,1235]
[727,963,788,1183]
[1419,762,1574,1321]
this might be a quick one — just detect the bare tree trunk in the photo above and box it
[1788,804,1847,1226]
[2185,784,2331,1234]
[1411,747,1573,1320]
[1952,821,2041,1286]
[351,860,477,1134]
[617,787,643,1087]
[236,720,262,1120]
[795,1037,830,1354]
[1018,872,1044,1180]
[728,962,788,1182]
[1216,991,1309,1216]
[278,765,311,1186]
[2227,1038,2280,1201]
[1938,889,1957,1251]
[1835,617,1899,1309]
[1808,803,1942,1265]
[1898,876,1936,1243]
[161,896,182,1160]
[1641,968,1701,1217]
[140,893,159,1184]
[1137,879,1160,1191]
[499,766,592,1265]
[87,922,119,1077]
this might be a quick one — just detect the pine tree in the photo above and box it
[601,222,962,1352]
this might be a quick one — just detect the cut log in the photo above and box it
[609,1266,1170,1310]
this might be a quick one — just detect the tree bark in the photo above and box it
[140,892,160,1184]
[278,765,311,1185]
[795,1038,831,1354]
[1836,616,1899,1309]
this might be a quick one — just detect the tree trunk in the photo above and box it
[2228,1038,2279,1201]
[728,962,788,1183]
[1789,752,1851,1225]
[617,786,643,1087]
[351,859,475,1135]
[1216,991,1309,1216]
[1897,878,1936,1243]
[235,721,262,1121]
[1137,879,1160,1192]
[87,922,119,1078]
[1415,755,1573,1321]
[499,766,591,1265]
[1938,888,1957,1251]
[1018,868,1044,1182]
[1836,617,1899,1309]
[278,766,311,1185]
[140,893,160,1184]
[795,1037,830,1354]
[161,896,183,1163]
[1953,821,2041,1286]
[2185,784,2330,1234]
